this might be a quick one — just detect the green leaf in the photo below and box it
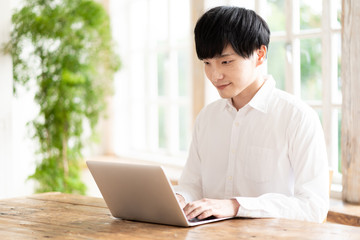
[7,0,121,194]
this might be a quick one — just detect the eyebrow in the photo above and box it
[203,52,235,61]
[218,52,235,58]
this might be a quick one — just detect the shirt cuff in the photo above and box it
[173,185,194,203]
[234,197,272,218]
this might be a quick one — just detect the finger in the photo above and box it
[185,203,208,220]
[184,201,203,214]
[176,194,185,202]
[183,202,195,216]
[179,200,186,209]
[183,198,208,213]
[197,209,213,220]
[176,194,187,209]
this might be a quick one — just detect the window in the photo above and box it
[109,0,192,164]
[204,0,342,183]
[265,0,342,185]
[109,0,342,180]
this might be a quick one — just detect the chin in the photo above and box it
[218,92,233,99]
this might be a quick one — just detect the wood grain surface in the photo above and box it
[1,192,360,239]
[341,0,360,203]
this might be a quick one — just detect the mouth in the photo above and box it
[215,83,231,90]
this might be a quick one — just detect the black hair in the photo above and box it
[194,6,270,60]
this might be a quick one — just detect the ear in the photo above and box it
[255,45,267,67]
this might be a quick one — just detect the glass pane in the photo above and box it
[300,38,322,101]
[149,0,168,46]
[130,51,146,151]
[335,34,342,103]
[130,101,146,151]
[170,0,190,45]
[300,0,322,30]
[205,0,254,9]
[315,108,322,124]
[331,0,341,29]
[130,0,148,50]
[158,105,168,149]
[131,51,146,98]
[228,0,255,9]
[178,49,190,96]
[266,0,286,32]
[205,0,226,9]
[157,52,168,96]
[331,33,342,104]
[267,41,286,90]
[179,106,190,151]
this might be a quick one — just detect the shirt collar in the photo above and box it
[248,75,275,113]
[224,75,276,113]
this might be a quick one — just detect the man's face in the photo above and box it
[203,45,260,99]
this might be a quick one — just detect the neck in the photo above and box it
[232,75,265,111]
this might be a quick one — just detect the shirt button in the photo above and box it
[231,149,236,154]
[228,176,233,180]
[235,122,239,126]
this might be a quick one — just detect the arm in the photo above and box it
[175,113,240,220]
[182,198,240,220]
[236,110,329,223]
[178,108,329,223]
[173,117,203,203]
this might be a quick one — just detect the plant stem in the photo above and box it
[62,124,69,181]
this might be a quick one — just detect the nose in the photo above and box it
[211,69,224,83]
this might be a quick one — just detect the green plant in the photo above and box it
[5,0,120,194]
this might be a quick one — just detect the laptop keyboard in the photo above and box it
[189,215,217,222]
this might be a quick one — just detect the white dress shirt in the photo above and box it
[174,76,329,223]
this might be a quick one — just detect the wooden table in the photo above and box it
[1,193,360,239]
[327,198,360,227]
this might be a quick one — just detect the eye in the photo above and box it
[222,60,233,65]
[203,61,210,65]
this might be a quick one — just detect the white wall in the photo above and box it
[0,0,35,199]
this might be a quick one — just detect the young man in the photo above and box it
[174,6,329,223]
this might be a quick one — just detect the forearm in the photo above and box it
[183,198,240,220]
[235,191,329,223]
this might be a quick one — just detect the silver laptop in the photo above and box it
[86,160,231,227]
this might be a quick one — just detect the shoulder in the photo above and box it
[271,88,318,120]
[196,98,227,119]
[193,99,228,131]
[270,89,322,138]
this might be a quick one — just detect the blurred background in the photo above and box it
[0,0,342,198]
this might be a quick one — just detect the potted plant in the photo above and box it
[4,0,120,194]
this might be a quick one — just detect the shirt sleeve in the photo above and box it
[235,109,329,223]
[173,116,203,203]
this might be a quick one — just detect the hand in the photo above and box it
[183,198,240,220]
[176,194,187,209]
